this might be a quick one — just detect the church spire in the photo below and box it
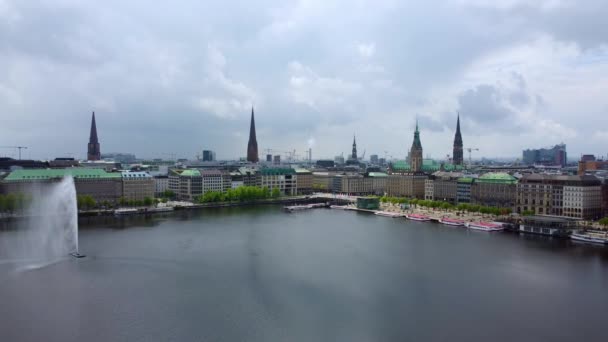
[453,112,464,165]
[247,107,259,163]
[87,111,101,161]
[410,118,423,172]
[352,134,358,160]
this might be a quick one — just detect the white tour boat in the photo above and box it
[571,231,608,245]
[466,221,503,232]
[406,213,432,222]
[438,217,465,227]
[374,211,405,218]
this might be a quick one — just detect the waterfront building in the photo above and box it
[471,172,517,208]
[87,111,101,161]
[294,169,313,194]
[410,121,423,172]
[200,169,231,194]
[356,197,380,210]
[453,114,464,166]
[238,167,259,187]
[424,172,463,203]
[457,177,474,203]
[519,215,579,237]
[386,174,426,198]
[332,174,373,195]
[121,171,154,201]
[202,150,216,162]
[259,168,297,195]
[2,169,122,203]
[154,175,169,197]
[313,172,334,191]
[368,172,388,195]
[522,144,567,167]
[516,174,602,219]
[168,169,202,201]
[247,107,259,163]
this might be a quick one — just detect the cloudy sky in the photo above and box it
[1,0,607,161]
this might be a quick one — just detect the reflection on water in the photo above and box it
[1,206,607,342]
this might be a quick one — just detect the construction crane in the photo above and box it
[465,147,479,167]
[0,146,28,159]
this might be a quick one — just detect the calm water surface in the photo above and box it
[1,206,607,342]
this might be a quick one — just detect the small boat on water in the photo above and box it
[114,208,139,216]
[330,205,348,209]
[466,221,503,232]
[571,231,608,245]
[406,213,431,222]
[438,217,465,227]
[374,211,405,218]
[284,205,311,211]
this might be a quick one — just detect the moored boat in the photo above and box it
[374,211,405,218]
[571,231,608,245]
[438,217,465,227]
[466,221,503,232]
[406,213,431,222]
[114,208,139,216]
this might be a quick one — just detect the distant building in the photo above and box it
[49,158,79,168]
[386,174,427,198]
[2,169,122,203]
[334,155,345,165]
[457,177,474,203]
[273,155,281,165]
[247,107,259,163]
[294,168,313,194]
[121,171,154,201]
[202,150,216,162]
[102,153,136,164]
[378,158,386,166]
[266,154,272,162]
[370,154,379,165]
[471,173,517,208]
[316,160,335,168]
[168,169,201,201]
[87,111,101,161]
[516,174,602,220]
[522,144,567,167]
[154,175,169,197]
[410,121,423,172]
[424,171,464,203]
[578,159,608,175]
[351,135,358,161]
[0,157,47,171]
[80,160,121,172]
[453,114,464,166]
[259,168,297,195]
[200,169,231,194]
[581,154,596,162]
[313,172,334,191]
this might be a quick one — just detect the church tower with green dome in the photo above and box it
[410,120,423,172]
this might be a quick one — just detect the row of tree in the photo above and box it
[0,193,32,213]
[380,196,512,215]
[197,186,281,203]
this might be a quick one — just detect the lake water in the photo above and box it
[1,206,607,342]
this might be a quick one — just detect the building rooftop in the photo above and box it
[259,168,296,175]
[476,172,517,184]
[121,171,152,179]
[368,172,388,177]
[4,168,121,181]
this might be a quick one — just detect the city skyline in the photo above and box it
[1,1,608,160]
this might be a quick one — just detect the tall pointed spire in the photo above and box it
[352,134,358,160]
[453,112,464,165]
[87,111,101,161]
[247,107,259,163]
[410,118,423,172]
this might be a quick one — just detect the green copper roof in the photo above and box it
[476,172,517,184]
[293,168,312,174]
[180,169,201,177]
[4,168,121,181]
[457,177,475,183]
[368,172,388,177]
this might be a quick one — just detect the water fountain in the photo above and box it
[1,175,83,270]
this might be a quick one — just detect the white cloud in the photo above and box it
[357,43,376,58]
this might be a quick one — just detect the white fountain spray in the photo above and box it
[2,175,80,270]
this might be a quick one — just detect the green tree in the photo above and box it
[0,194,7,212]
[144,197,154,206]
[163,190,175,199]
[271,187,281,198]
[598,217,608,228]
[522,210,535,216]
